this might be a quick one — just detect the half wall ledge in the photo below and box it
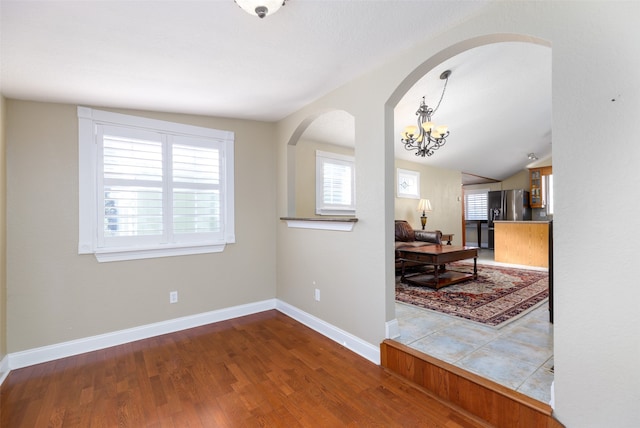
[280,217,358,231]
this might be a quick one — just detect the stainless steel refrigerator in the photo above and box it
[487,189,531,249]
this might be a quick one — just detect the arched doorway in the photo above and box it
[386,34,553,402]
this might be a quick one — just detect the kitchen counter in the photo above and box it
[494,221,550,268]
[493,220,551,224]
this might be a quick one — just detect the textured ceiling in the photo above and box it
[0,0,487,121]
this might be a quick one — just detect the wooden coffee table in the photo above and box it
[397,245,478,289]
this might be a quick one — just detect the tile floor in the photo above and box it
[394,249,554,404]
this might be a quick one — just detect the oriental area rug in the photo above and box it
[396,263,549,327]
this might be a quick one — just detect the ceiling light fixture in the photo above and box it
[528,153,538,160]
[400,70,452,157]
[234,0,287,19]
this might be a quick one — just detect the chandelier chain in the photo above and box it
[431,74,448,116]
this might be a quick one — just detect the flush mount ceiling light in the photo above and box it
[235,0,288,18]
[528,153,538,160]
[400,70,452,157]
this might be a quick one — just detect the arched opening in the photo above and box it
[286,110,356,218]
[386,34,553,402]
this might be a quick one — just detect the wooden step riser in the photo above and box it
[381,340,564,428]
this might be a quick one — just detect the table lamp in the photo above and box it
[417,199,432,230]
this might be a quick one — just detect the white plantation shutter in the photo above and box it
[97,126,226,246]
[464,189,488,221]
[316,150,355,215]
[100,127,164,243]
[171,140,222,237]
[322,161,352,206]
[78,107,234,261]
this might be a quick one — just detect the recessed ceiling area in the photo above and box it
[299,111,355,148]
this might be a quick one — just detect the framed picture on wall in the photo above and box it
[397,168,420,199]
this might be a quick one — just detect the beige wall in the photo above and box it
[500,169,529,191]
[462,169,529,194]
[277,84,392,347]
[5,100,278,352]
[394,159,462,245]
[0,95,6,365]
[552,2,639,425]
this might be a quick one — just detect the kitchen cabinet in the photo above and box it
[529,166,552,208]
[494,221,550,268]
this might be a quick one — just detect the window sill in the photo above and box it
[280,217,358,231]
[315,209,356,216]
[91,243,227,262]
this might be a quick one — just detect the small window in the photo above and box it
[315,150,355,216]
[464,189,488,221]
[78,107,235,262]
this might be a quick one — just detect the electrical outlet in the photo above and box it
[314,288,320,302]
[169,291,178,304]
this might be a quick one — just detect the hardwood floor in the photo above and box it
[1,310,492,427]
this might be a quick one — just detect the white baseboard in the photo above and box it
[4,299,381,380]
[386,318,400,339]
[8,299,277,370]
[0,354,9,385]
[276,300,380,365]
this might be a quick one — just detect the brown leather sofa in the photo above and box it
[395,220,442,269]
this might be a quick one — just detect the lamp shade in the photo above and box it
[235,0,286,18]
[403,125,418,137]
[417,199,432,213]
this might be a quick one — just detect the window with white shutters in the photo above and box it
[315,150,355,215]
[464,189,489,221]
[78,108,234,262]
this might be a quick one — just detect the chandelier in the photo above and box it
[235,0,288,18]
[400,70,452,157]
